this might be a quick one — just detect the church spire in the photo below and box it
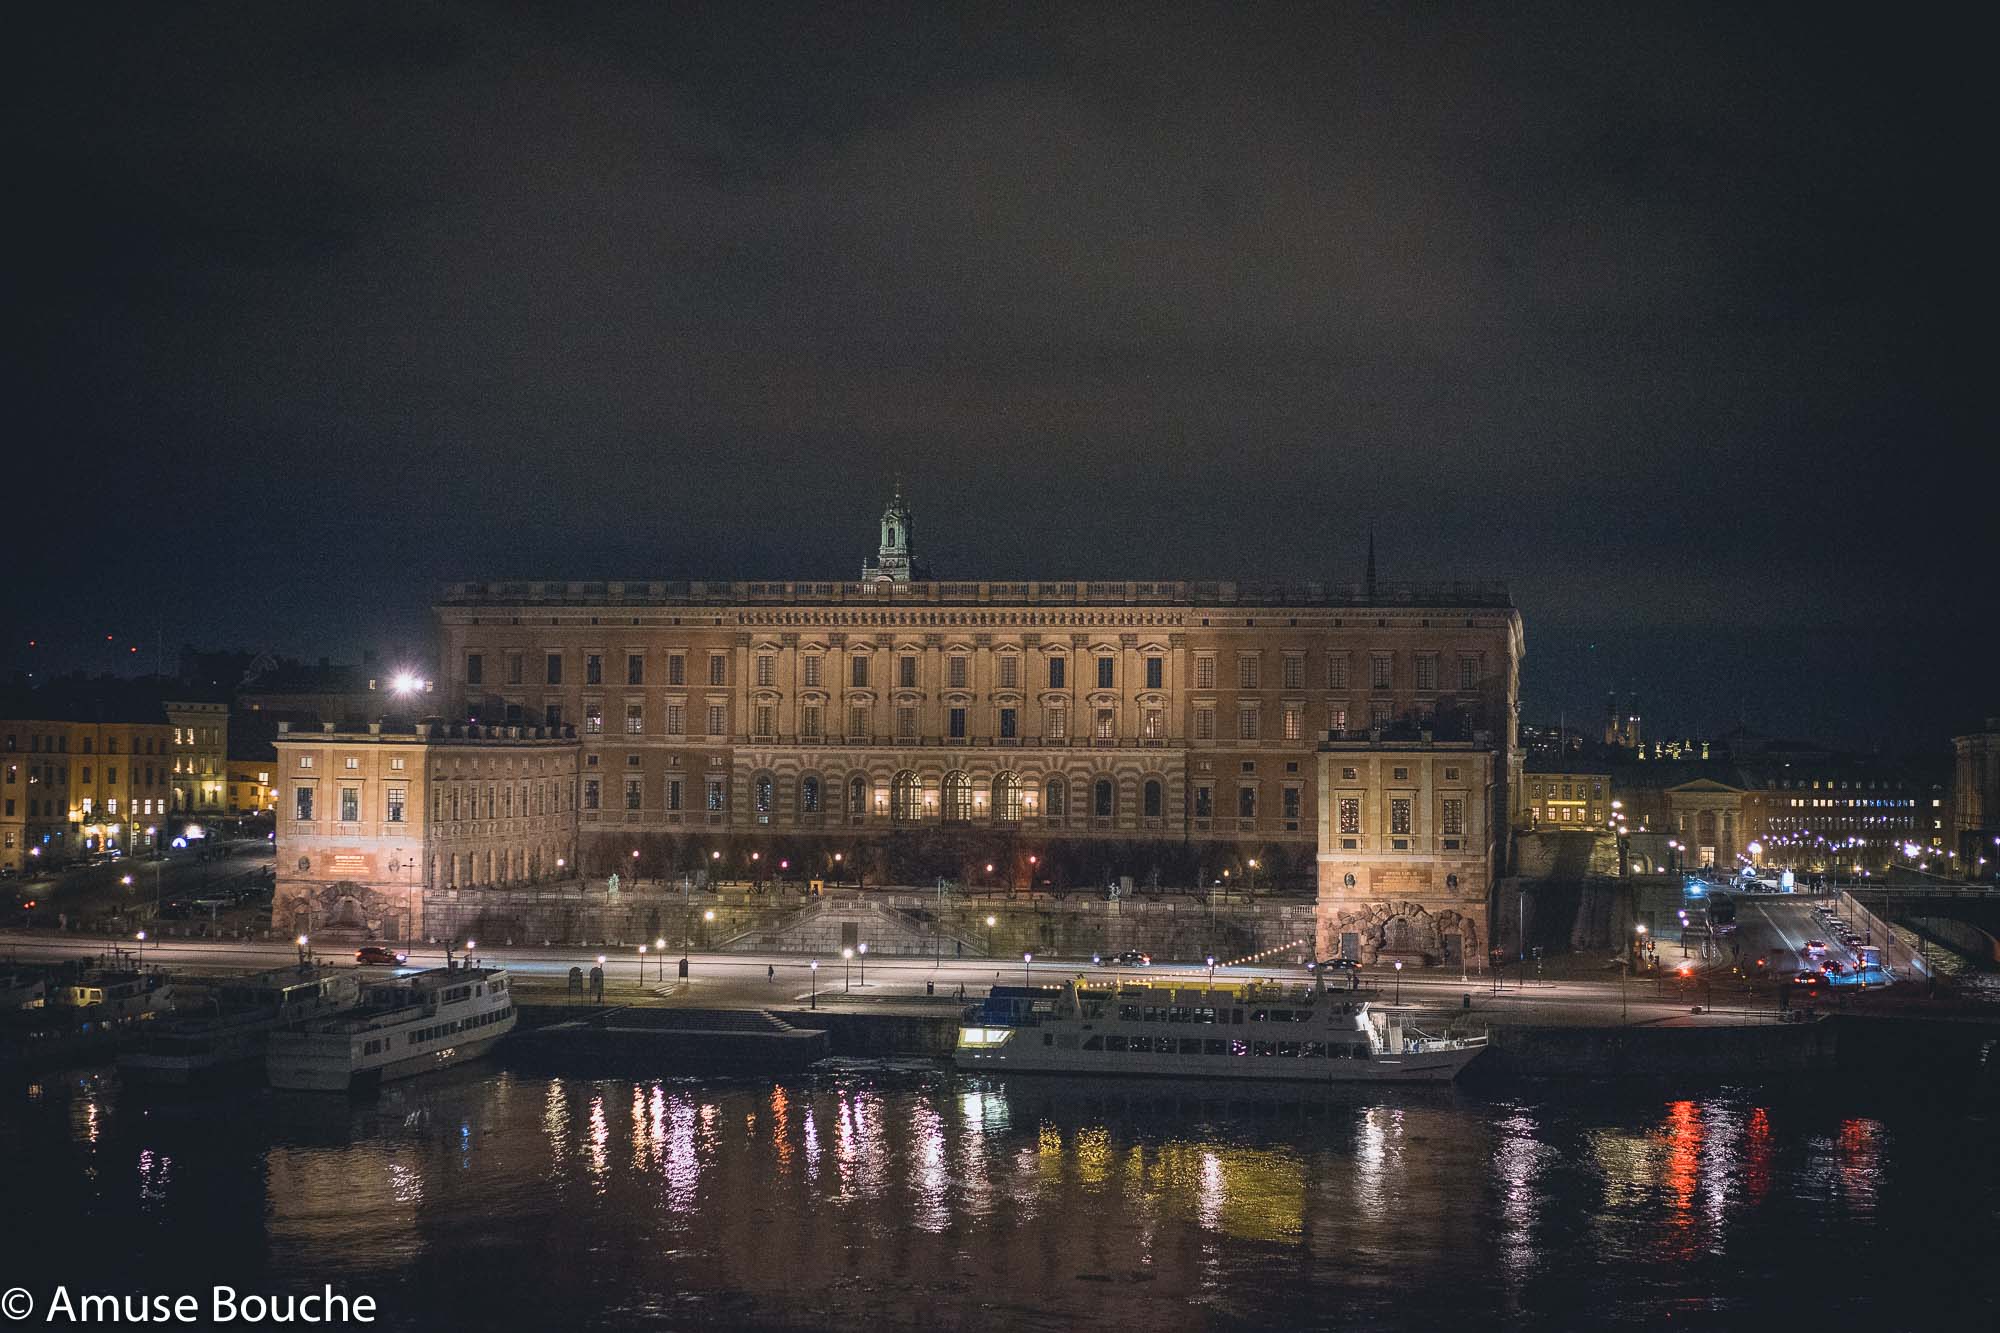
[863,481,925,583]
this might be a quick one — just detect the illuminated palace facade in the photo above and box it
[435,492,1523,912]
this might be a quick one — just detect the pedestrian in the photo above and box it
[767,964,775,983]
[955,938,962,959]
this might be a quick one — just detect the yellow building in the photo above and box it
[1522,767,1612,830]
[227,759,277,815]
[165,700,229,814]
[1,717,175,869]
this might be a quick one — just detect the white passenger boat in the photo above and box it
[49,967,174,1023]
[266,965,516,1092]
[118,965,361,1086]
[955,976,1486,1083]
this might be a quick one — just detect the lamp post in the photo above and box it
[832,851,843,889]
[811,958,819,1009]
[857,941,867,988]
[638,944,647,985]
[985,914,996,956]
[1024,951,1034,988]
[296,932,309,966]
[1247,857,1259,899]
[655,937,667,984]
[842,946,854,993]
[1206,955,1217,989]
[135,929,148,968]
[1393,958,1402,1005]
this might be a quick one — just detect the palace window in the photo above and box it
[899,656,918,687]
[1146,656,1163,689]
[1442,798,1465,836]
[706,705,726,736]
[626,704,644,735]
[1143,779,1163,818]
[1370,655,1392,690]
[1415,655,1437,692]
[848,704,868,737]
[892,771,922,821]
[999,655,1019,689]
[949,707,966,739]
[1339,798,1360,835]
[1390,798,1412,835]
[800,775,820,813]
[340,787,359,822]
[1048,705,1068,741]
[1095,707,1115,739]
[757,655,775,687]
[1194,785,1212,818]
[897,706,917,738]
[667,704,686,735]
[506,653,524,685]
[668,654,686,686]
[1097,657,1115,688]
[625,778,642,811]
[802,705,822,738]
[754,705,775,737]
[705,779,724,812]
[1238,706,1260,740]
[585,654,603,685]
[1237,656,1259,689]
[627,653,644,685]
[1143,708,1164,739]
[583,779,599,810]
[1283,655,1304,690]
[994,773,1022,821]
[466,654,484,686]
[1282,787,1301,821]
[666,779,682,811]
[851,656,869,687]
[1094,778,1114,818]
[848,774,866,814]
[948,655,968,688]
[1195,707,1215,741]
[999,708,1017,739]
[546,653,563,686]
[708,655,727,686]
[1048,656,1066,688]
[1459,656,1479,692]
[294,787,314,821]
[803,655,822,688]
[1282,707,1303,741]
[1045,777,1067,817]
[755,774,774,816]
[1195,656,1216,689]
[386,788,405,823]
[942,771,971,821]
[1237,786,1256,819]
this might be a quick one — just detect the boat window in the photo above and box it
[1277,1042,1299,1058]
[1304,1042,1325,1057]
[1253,1041,1275,1056]
[1178,1038,1203,1055]
[1104,1035,1127,1052]
[1232,1009,1245,1025]
[1203,1039,1225,1055]
[1230,1039,1249,1056]
[1118,1004,1140,1021]
[1250,1009,1267,1022]
[1082,1036,1103,1051]
[1057,1035,1078,1050]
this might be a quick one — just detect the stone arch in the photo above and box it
[941,770,972,822]
[891,770,922,821]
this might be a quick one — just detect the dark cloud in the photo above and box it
[5,1,1985,749]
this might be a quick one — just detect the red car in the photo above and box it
[355,945,407,966]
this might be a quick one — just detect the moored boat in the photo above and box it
[955,975,1485,1082]
[266,965,516,1092]
[118,965,361,1086]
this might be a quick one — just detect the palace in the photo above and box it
[433,491,1524,915]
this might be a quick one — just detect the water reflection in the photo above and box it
[0,1068,1972,1330]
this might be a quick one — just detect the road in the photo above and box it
[0,927,1803,1028]
[6,838,273,925]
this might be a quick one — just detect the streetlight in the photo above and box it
[638,943,647,984]
[985,914,996,956]
[833,851,844,888]
[857,941,867,987]
[811,958,819,1009]
[842,946,854,992]
[1206,954,1217,989]
[655,937,667,983]
[1023,951,1034,988]
[295,933,308,965]
[1393,958,1402,1005]
[135,929,148,967]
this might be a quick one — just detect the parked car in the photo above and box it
[1310,957,1362,972]
[356,946,408,967]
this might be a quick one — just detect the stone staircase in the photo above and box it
[715,892,985,957]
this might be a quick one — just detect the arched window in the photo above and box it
[892,770,922,821]
[942,771,972,822]
[754,773,775,819]
[1044,776,1067,817]
[800,774,821,814]
[993,773,1022,822]
[1143,778,1163,818]
[849,774,868,816]
[1094,778,1114,818]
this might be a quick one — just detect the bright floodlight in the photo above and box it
[391,672,420,694]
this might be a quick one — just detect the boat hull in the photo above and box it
[269,1023,514,1093]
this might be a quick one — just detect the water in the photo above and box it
[3,1060,1994,1331]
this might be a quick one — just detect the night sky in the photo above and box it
[8,2,1985,751]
